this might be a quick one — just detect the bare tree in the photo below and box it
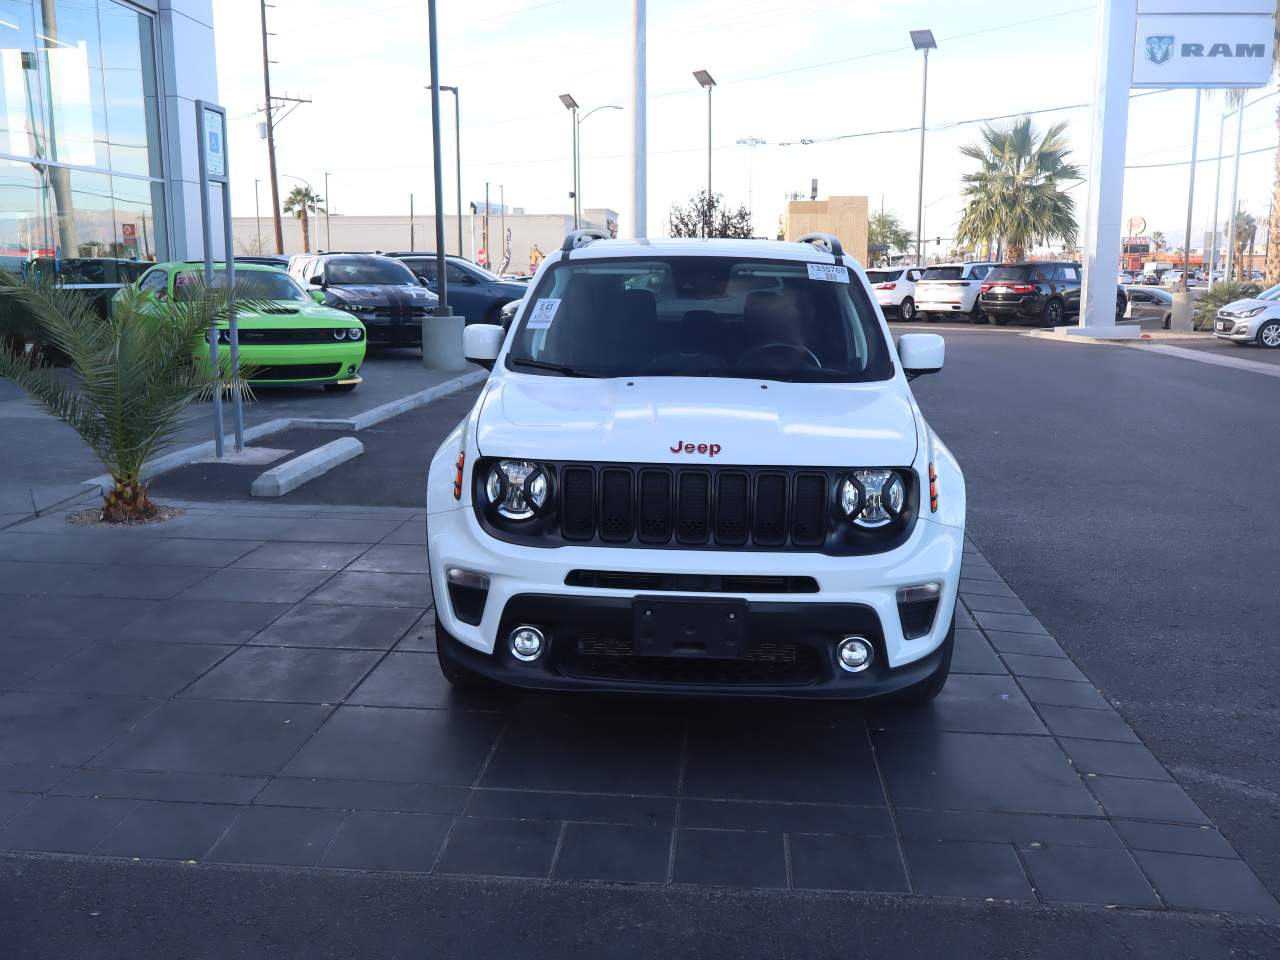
[669,191,754,239]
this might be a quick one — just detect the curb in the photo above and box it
[250,437,364,498]
[82,368,487,494]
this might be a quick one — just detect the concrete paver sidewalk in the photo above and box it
[0,502,1274,916]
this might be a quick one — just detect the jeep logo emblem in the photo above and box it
[1145,34,1174,65]
[670,440,721,457]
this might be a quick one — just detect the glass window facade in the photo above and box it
[0,0,165,267]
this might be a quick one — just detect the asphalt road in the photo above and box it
[904,326,1280,899]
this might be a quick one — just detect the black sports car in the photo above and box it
[293,254,438,346]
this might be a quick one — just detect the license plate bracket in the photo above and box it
[633,596,748,659]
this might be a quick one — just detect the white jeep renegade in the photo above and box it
[426,232,966,702]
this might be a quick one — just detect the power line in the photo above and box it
[778,89,1168,147]
[1125,143,1275,170]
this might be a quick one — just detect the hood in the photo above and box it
[221,301,362,328]
[1220,297,1273,316]
[326,284,436,305]
[476,376,919,467]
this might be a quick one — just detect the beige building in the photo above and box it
[783,196,869,264]
[231,208,618,276]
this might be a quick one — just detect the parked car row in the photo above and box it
[875,260,1128,326]
[1214,282,1280,348]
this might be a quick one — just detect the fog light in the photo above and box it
[837,636,873,673]
[509,625,546,662]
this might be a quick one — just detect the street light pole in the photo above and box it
[1225,105,1246,283]
[693,70,716,236]
[440,86,463,256]
[910,30,936,268]
[323,171,330,250]
[1178,89,1202,293]
[424,0,462,369]
[253,178,262,252]
[1209,109,1229,289]
[736,137,765,223]
[559,94,580,229]
[630,0,647,239]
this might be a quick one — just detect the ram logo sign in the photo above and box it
[1132,12,1274,88]
[1145,35,1175,65]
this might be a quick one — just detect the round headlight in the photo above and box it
[839,478,861,518]
[850,469,906,526]
[485,460,549,520]
[332,328,347,340]
[348,327,363,341]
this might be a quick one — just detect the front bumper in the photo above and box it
[1214,319,1254,340]
[194,341,365,384]
[427,504,963,699]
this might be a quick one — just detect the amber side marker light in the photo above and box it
[453,451,465,500]
[928,462,938,512]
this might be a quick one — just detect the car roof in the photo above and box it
[166,261,285,273]
[558,237,868,263]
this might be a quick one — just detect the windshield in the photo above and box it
[324,257,416,285]
[506,256,894,383]
[921,267,964,280]
[865,269,902,284]
[1256,283,1280,301]
[173,269,309,302]
[986,266,1035,282]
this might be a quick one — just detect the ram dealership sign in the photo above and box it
[1133,3,1275,87]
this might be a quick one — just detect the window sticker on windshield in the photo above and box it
[807,263,849,283]
[527,298,560,329]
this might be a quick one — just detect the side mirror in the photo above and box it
[310,289,325,304]
[309,274,324,286]
[463,322,504,371]
[897,333,944,379]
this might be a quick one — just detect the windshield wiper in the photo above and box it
[508,356,601,378]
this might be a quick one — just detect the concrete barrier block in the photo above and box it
[250,437,364,498]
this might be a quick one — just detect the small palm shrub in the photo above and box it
[0,279,232,521]
[1192,280,1262,331]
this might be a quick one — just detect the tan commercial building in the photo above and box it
[783,196,869,264]
[231,208,618,276]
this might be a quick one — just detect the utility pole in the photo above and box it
[260,0,283,254]
[499,184,506,270]
[483,182,490,268]
[254,178,262,251]
[409,193,415,251]
[324,171,331,250]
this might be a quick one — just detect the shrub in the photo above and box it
[1192,280,1261,330]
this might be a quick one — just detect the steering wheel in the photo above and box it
[736,342,822,369]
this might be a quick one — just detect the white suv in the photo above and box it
[428,231,966,702]
[866,266,925,320]
[914,262,995,322]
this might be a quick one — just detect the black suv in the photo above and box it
[978,262,1128,326]
[978,261,1081,326]
[386,252,527,326]
[288,253,437,346]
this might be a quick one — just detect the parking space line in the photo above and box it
[1135,344,1280,379]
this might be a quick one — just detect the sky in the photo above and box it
[212,0,1279,252]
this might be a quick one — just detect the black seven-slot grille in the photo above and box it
[472,460,919,555]
[564,465,830,548]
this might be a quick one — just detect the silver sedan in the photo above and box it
[1123,286,1172,329]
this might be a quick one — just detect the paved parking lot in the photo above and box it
[0,503,1273,914]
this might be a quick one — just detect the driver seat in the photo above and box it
[741,289,804,359]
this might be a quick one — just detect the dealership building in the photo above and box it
[0,0,218,274]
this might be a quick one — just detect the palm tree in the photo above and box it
[282,185,325,254]
[956,116,1082,261]
[1151,230,1165,252]
[0,281,229,521]
[1232,210,1258,281]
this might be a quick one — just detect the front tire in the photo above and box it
[897,614,955,705]
[898,297,916,321]
[1258,320,1280,348]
